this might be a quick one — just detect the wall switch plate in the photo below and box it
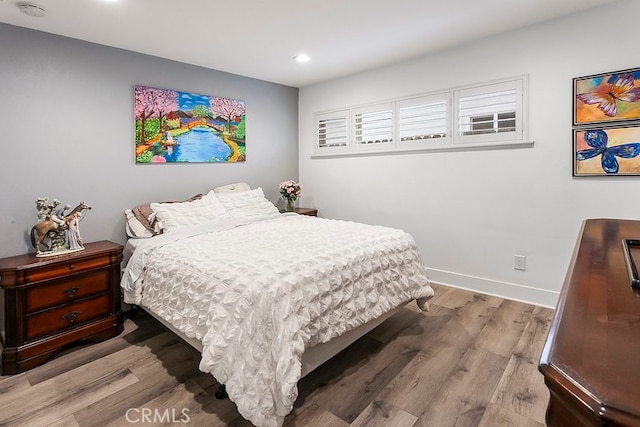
[514,255,526,271]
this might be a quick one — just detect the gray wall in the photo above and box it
[0,23,299,258]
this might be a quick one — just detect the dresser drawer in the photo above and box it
[25,294,111,341]
[25,269,110,313]
[25,256,112,283]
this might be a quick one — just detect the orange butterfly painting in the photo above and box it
[574,69,640,125]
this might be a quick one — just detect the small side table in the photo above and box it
[280,207,318,216]
[293,207,318,217]
[0,240,124,374]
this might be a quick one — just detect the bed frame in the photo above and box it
[134,302,405,398]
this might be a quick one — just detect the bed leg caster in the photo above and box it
[215,384,227,399]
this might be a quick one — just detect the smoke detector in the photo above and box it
[18,3,47,18]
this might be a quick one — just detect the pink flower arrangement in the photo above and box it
[279,180,302,201]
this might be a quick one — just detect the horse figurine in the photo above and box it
[31,201,92,254]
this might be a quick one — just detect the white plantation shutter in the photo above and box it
[316,111,348,149]
[398,94,449,147]
[459,91,516,134]
[455,79,524,144]
[353,104,393,146]
[312,76,528,156]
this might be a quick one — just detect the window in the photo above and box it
[313,75,528,157]
[468,112,516,135]
[398,93,450,148]
[454,79,524,144]
[353,103,393,149]
[316,111,348,150]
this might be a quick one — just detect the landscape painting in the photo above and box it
[134,85,246,163]
[574,125,640,176]
[574,67,640,126]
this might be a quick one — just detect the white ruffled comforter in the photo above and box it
[121,214,433,427]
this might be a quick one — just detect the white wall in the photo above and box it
[298,0,640,307]
[0,24,299,258]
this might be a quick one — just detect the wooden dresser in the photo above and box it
[539,219,640,426]
[0,240,124,375]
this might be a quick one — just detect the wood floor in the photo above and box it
[0,284,554,426]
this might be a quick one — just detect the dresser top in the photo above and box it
[540,219,640,423]
[0,240,123,271]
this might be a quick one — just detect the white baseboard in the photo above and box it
[426,268,559,308]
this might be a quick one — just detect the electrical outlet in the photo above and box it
[514,255,526,271]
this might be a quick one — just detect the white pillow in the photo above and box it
[150,193,229,232]
[212,187,279,218]
[212,182,251,193]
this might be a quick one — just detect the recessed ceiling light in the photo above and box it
[294,54,311,63]
[18,3,47,17]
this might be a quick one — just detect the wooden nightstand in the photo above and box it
[0,240,124,375]
[279,207,318,216]
[293,208,318,217]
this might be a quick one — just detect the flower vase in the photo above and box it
[286,198,295,212]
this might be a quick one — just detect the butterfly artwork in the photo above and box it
[574,68,640,125]
[574,126,640,176]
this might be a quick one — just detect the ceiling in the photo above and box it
[0,0,619,88]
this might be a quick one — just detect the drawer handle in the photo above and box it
[69,264,75,270]
[63,311,81,324]
[64,287,80,298]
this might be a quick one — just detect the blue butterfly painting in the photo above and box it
[576,129,640,174]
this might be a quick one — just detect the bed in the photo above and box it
[120,184,434,427]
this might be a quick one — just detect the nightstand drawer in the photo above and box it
[25,256,112,283]
[25,294,110,341]
[25,269,110,313]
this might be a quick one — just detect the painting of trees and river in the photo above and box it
[134,85,246,163]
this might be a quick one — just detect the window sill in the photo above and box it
[311,140,534,159]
